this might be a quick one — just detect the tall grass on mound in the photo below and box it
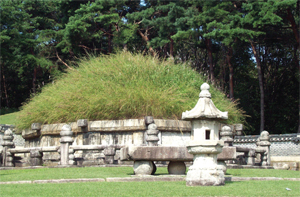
[17,52,245,129]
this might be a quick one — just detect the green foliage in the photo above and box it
[16,51,245,129]
[0,0,62,108]
[2,0,299,134]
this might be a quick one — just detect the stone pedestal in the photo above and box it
[186,140,225,186]
[133,161,153,175]
[168,161,186,175]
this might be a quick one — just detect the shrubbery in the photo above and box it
[17,52,245,129]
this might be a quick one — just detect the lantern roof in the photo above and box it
[182,83,228,120]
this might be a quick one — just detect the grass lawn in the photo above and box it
[0,111,18,125]
[1,180,299,197]
[0,167,299,196]
[1,167,299,182]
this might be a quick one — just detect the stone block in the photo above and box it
[30,150,43,158]
[153,119,191,132]
[144,116,154,125]
[77,119,88,127]
[30,157,43,166]
[104,148,115,156]
[31,123,42,130]
[217,147,236,160]
[120,146,193,161]
[234,124,243,131]
[89,119,146,132]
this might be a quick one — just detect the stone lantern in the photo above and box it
[182,83,228,186]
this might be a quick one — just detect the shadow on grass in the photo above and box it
[0,108,19,115]
[226,172,241,176]
[126,173,171,176]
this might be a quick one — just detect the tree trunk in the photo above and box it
[169,36,174,58]
[286,8,300,133]
[226,47,234,100]
[137,29,155,56]
[33,67,37,94]
[205,39,215,84]
[1,65,10,108]
[298,53,300,133]
[250,40,265,132]
[108,24,112,54]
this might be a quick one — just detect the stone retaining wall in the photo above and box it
[233,133,300,156]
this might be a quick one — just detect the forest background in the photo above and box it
[0,0,299,135]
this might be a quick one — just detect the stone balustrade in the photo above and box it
[1,122,273,169]
[2,115,295,169]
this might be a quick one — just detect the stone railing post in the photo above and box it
[220,126,233,146]
[30,149,43,166]
[68,148,76,165]
[76,119,88,159]
[246,149,256,166]
[219,125,233,170]
[145,116,159,146]
[60,124,74,166]
[131,116,158,175]
[2,129,15,167]
[257,131,271,166]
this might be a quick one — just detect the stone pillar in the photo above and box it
[76,119,88,160]
[255,138,261,164]
[104,147,115,164]
[68,148,76,165]
[60,124,74,166]
[220,126,233,146]
[141,116,158,175]
[145,117,159,146]
[246,149,256,166]
[2,129,14,167]
[234,124,243,136]
[219,125,233,171]
[257,131,271,166]
[30,149,43,166]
